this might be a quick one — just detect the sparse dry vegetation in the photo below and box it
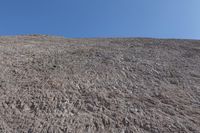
[0,35,200,132]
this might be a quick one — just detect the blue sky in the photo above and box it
[0,0,200,39]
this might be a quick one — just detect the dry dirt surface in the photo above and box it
[0,35,200,133]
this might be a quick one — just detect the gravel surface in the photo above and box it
[0,35,200,133]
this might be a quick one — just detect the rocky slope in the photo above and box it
[0,35,200,133]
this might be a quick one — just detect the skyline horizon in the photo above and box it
[1,33,200,40]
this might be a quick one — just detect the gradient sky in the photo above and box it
[0,0,200,39]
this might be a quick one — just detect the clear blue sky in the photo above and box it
[0,0,200,39]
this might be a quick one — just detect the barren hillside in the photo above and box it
[0,35,200,133]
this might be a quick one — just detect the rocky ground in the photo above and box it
[0,35,200,133]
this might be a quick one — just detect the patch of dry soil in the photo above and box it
[0,35,200,132]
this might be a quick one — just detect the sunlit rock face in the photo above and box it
[0,35,200,133]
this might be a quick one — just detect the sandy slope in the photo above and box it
[0,35,200,133]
